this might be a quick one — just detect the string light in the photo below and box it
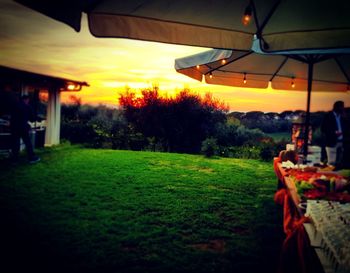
[243,73,247,84]
[196,65,200,69]
[242,4,252,26]
[209,72,213,79]
[291,77,295,88]
[221,59,226,65]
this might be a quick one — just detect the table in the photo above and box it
[273,159,339,273]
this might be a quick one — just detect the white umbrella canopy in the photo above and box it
[175,49,350,157]
[175,49,350,92]
[14,0,350,52]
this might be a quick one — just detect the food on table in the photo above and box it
[290,169,350,202]
[279,150,298,164]
[318,165,335,172]
[281,160,295,168]
[295,180,314,194]
[302,166,318,172]
[337,169,350,178]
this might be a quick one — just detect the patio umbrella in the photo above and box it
[14,0,350,52]
[175,49,350,158]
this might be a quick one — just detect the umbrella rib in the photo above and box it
[253,0,281,50]
[269,56,288,82]
[250,1,260,32]
[288,54,331,64]
[287,54,309,63]
[256,0,281,37]
[334,57,350,83]
[312,54,338,63]
[206,51,253,75]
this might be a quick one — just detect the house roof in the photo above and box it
[0,65,89,91]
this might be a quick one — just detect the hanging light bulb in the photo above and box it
[243,73,247,84]
[196,65,200,69]
[242,4,252,26]
[209,72,213,79]
[221,59,226,65]
[291,77,295,88]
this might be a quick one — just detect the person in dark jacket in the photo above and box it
[321,101,345,167]
[10,94,40,163]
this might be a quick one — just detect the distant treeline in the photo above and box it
[230,110,329,133]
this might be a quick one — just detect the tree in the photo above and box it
[118,88,228,153]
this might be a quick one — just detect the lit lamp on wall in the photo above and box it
[60,82,82,91]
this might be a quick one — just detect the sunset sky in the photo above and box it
[1,0,349,113]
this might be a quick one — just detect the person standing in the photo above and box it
[10,94,40,164]
[321,101,345,167]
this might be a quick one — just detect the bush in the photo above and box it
[61,121,96,144]
[259,140,289,161]
[201,137,219,157]
[128,132,147,151]
[259,144,275,161]
[216,138,288,161]
[61,103,131,149]
[226,145,261,159]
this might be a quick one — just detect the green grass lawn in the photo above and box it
[0,145,284,273]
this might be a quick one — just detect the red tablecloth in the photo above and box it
[274,188,300,235]
[274,157,284,186]
[274,163,325,273]
[277,216,324,273]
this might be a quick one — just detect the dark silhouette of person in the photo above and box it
[321,101,345,168]
[10,94,40,163]
[342,108,350,168]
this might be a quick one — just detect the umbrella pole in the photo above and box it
[303,61,314,161]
